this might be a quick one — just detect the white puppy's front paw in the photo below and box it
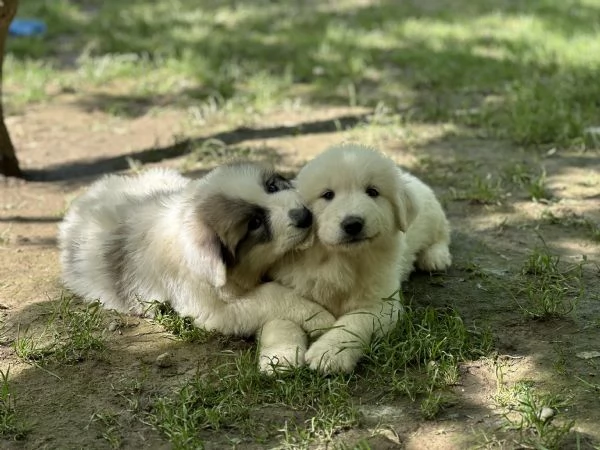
[417,242,452,272]
[259,344,306,375]
[304,337,362,374]
[258,319,307,375]
[302,309,336,338]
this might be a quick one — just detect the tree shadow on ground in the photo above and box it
[24,113,368,182]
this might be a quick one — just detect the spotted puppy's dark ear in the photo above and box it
[186,192,259,287]
[182,214,229,288]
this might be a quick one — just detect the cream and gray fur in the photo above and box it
[260,144,451,373]
[59,164,335,339]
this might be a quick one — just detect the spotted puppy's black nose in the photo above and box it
[341,216,364,236]
[288,207,313,229]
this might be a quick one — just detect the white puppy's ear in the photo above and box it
[182,217,228,288]
[394,184,419,233]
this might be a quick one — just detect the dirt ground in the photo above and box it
[1,98,599,449]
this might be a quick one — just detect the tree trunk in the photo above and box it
[0,0,21,178]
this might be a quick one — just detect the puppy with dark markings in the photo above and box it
[58,164,334,340]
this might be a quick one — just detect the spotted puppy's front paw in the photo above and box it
[304,334,363,374]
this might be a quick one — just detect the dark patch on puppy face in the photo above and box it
[200,194,272,267]
[262,170,293,194]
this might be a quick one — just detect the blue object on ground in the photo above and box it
[8,18,47,37]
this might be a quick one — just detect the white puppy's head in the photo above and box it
[183,162,313,288]
[295,144,415,251]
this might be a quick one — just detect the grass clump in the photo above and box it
[542,210,600,242]
[88,411,122,450]
[363,300,493,420]
[493,371,574,450]
[503,163,551,202]
[144,296,492,447]
[147,301,218,343]
[0,368,28,440]
[13,294,105,365]
[451,174,505,205]
[513,246,585,320]
[148,351,357,449]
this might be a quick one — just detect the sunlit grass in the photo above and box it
[5,0,600,147]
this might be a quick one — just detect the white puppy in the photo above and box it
[262,144,451,373]
[58,164,335,340]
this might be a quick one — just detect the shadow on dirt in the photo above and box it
[23,113,368,183]
[0,216,61,223]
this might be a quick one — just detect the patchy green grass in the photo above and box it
[542,210,600,242]
[6,0,600,148]
[362,301,493,417]
[513,245,585,320]
[13,294,105,365]
[88,411,122,450]
[0,368,28,440]
[421,158,554,205]
[146,298,492,447]
[147,301,218,344]
[451,173,506,205]
[148,351,357,448]
[503,163,551,202]
[493,368,575,449]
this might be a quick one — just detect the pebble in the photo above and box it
[155,352,174,368]
[538,407,555,422]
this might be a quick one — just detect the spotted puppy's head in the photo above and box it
[182,162,313,288]
[294,144,416,252]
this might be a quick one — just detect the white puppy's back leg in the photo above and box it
[400,170,452,274]
[417,240,452,272]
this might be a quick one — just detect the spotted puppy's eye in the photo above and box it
[320,190,335,200]
[248,216,263,231]
[366,186,379,198]
[266,175,292,194]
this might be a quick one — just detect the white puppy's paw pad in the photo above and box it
[417,243,452,272]
[259,346,306,375]
[305,341,360,374]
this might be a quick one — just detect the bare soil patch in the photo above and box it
[1,97,599,449]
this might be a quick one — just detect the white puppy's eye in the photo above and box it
[248,216,263,231]
[366,186,379,198]
[320,190,335,201]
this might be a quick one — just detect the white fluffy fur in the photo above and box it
[59,165,335,341]
[261,144,451,374]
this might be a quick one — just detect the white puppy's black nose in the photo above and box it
[288,207,313,229]
[341,216,364,236]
